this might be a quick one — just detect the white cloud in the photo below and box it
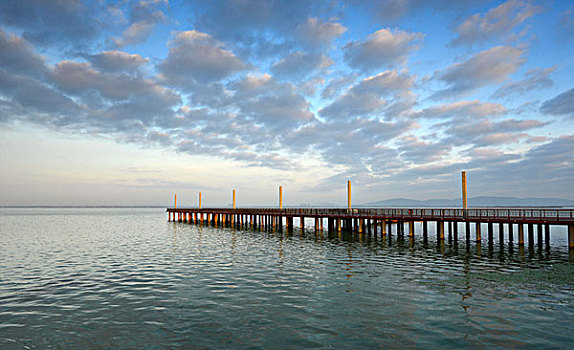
[343,28,423,72]
[320,70,414,119]
[492,66,555,99]
[271,51,333,80]
[540,87,574,117]
[159,30,248,86]
[0,29,47,77]
[416,100,507,120]
[112,0,167,47]
[87,51,149,73]
[296,17,347,47]
[432,46,525,99]
[451,0,541,47]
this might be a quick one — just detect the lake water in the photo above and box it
[1,208,573,349]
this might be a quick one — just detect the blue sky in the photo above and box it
[0,0,573,206]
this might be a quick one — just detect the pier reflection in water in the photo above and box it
[1,208,573,349]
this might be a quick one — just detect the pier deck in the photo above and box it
[167,207,574,249]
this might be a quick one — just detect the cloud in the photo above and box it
[86,51,149,73]
[450,0,541,47]
[440,118,546,147]
[0,28,47,77]
[347,0,483,23]
[319,92,386,120]
[271,51,333,80]
[319,70,414,119]
[0,0,99,48]
[48,59,180,132]
[397,135,451,163]
[284,117,415,171]
[492,66,555,99]
[111,0,167,47]
[560,9,574,37]
[296,17,347,48]
[0,70,79,116]
[321,74,356,100]
[193,0,317,40]
[352,70,414,94]
[415,100,507,120]
[540,87,574,117]
[432,46,524,99]
[343,28,423,72]
[159,30,248,86]
[234,83,314,130]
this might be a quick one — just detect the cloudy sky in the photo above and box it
[1,0,573,206]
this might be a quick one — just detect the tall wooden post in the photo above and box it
[199,192,202,209]
[279,186,283,209]
[461,171,468,212]
[174,194,177,209]
[233,189,236,209]
[347,180,351,213]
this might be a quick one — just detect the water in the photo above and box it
[1,208,573,349]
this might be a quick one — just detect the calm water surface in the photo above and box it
[1,208,573,349]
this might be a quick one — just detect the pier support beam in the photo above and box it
[499,223,504,242]
[475,222,481,242]
[545,224,550,246]
[437,221,444,240]
[487,222,493,242]
[569,224,574,250]
[381,220,387,236]
[453,221,458,241]
[528,223,534,246]
[408,221,415,237]
[509,223,514,242]
[518,224,524,246]
[422,220,427,239]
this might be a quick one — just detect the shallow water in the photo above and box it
[1,208,573,349]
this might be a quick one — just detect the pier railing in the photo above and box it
[168,207,574,224]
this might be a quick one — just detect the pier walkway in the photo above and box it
[167,207,574,250]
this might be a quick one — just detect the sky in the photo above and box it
[0,0,573,207]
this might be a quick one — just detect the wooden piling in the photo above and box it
[476,222,481,242]
[437,221,444,240]
[518,224,525,245]
[488,222,493,242]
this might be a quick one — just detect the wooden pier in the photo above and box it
[167,207,574,250]
[166,173,574,251]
